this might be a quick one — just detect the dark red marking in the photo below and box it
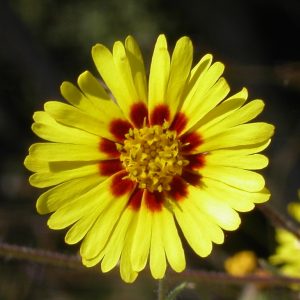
[99,160,123,176]
[145,190,164,211]
[99,138,120,158]
[110,171,135,196]
[128,188,144,210]
[170,112,188,135]
[180,132,203,153]
[130,102,148,128]
[150,104,170,126]
[109,119,133,142]
[185,154,206,170]
[182,170,202,186]
[168,176,188,201]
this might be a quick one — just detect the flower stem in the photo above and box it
[2,241,300,287]
[158,277,166,300]
[258,204,300,240]
[0,241,82,269]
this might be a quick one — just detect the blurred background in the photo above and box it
[0,0,299,299]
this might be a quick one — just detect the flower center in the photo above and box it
[117,123,189,192]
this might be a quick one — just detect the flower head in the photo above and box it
[224,251,258,277]
[25,35,274,282]
[270,191,300,278]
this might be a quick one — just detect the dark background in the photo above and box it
[0,0,299,299]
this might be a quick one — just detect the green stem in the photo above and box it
[258,204,300,240]
[0,241,82,269]
[158,278,166,300]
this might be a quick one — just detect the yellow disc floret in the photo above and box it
[118,123,189,192]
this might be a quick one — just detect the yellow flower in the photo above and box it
[24,35,274,283]
[270,191,300,278]
[224,251,258,276]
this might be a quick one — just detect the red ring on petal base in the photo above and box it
[168,176,188,201]
[182,170,202,186]
[110,171,135,197]
[110,119,133,142]
[180,131,203,153]
[128,188,144,210]
[170,112,188,135]
[145,190,164,212]
[99,160,123,176]
[150,104,170,126]
[184,154,206,170]
[130,102,148,128]
[99,138,120,158]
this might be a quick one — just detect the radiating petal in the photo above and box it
[165,36,193,118]
[131,190,152,272]
[28,143,113,162]
[125,35,148,103]
[148,35,170,119]
[206,152,269,170]
[180,77,230,133]
[47,176,113,229]
[174,202,212,257]
[92,42,139,119]
[44,101,116,140]
[101,208,135,273]
[201,164,265,192]
[36,174,101,214]
[203,99,265,137]
[32,111,100,144]
[161,205,186,272]
[120,217,139,283]
[193,88,248,132]
[149,212,167,279]
[29,163,101,188]
[194,123,274,153]
[188,185,241,231]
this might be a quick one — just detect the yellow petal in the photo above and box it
[77,70,110,101]
[165,36,193,117]
[189,186,241,231]
[288,202,300,223]
[47,176,112,229]
[29,163,101,188]
[131,191,152,272]
[28,143,110,162]
[182,54,212,100]
[161,206,185,272]
[32,111,99,144]
[120,216,139,283]
[24,156,50,173]
[92,43,136,118]
[196,122,274,153]
[148,34,170,111]
[201,177,265,212]
[194,88,248,132]
[206,152,269,170]
[174,202,212,257]
[60,81,100,117]
[44,101,115,140]
[150,212,167,279]
[125,35,147,102]
[201,165,265,192]
[113,41,139,103]
[36,174,101,214]
[65,208,100,245]
[101,208,135,273]
[203,99,265,137]
[77,71,126,123]
[181,77,230,133]
[80,190,129,259]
